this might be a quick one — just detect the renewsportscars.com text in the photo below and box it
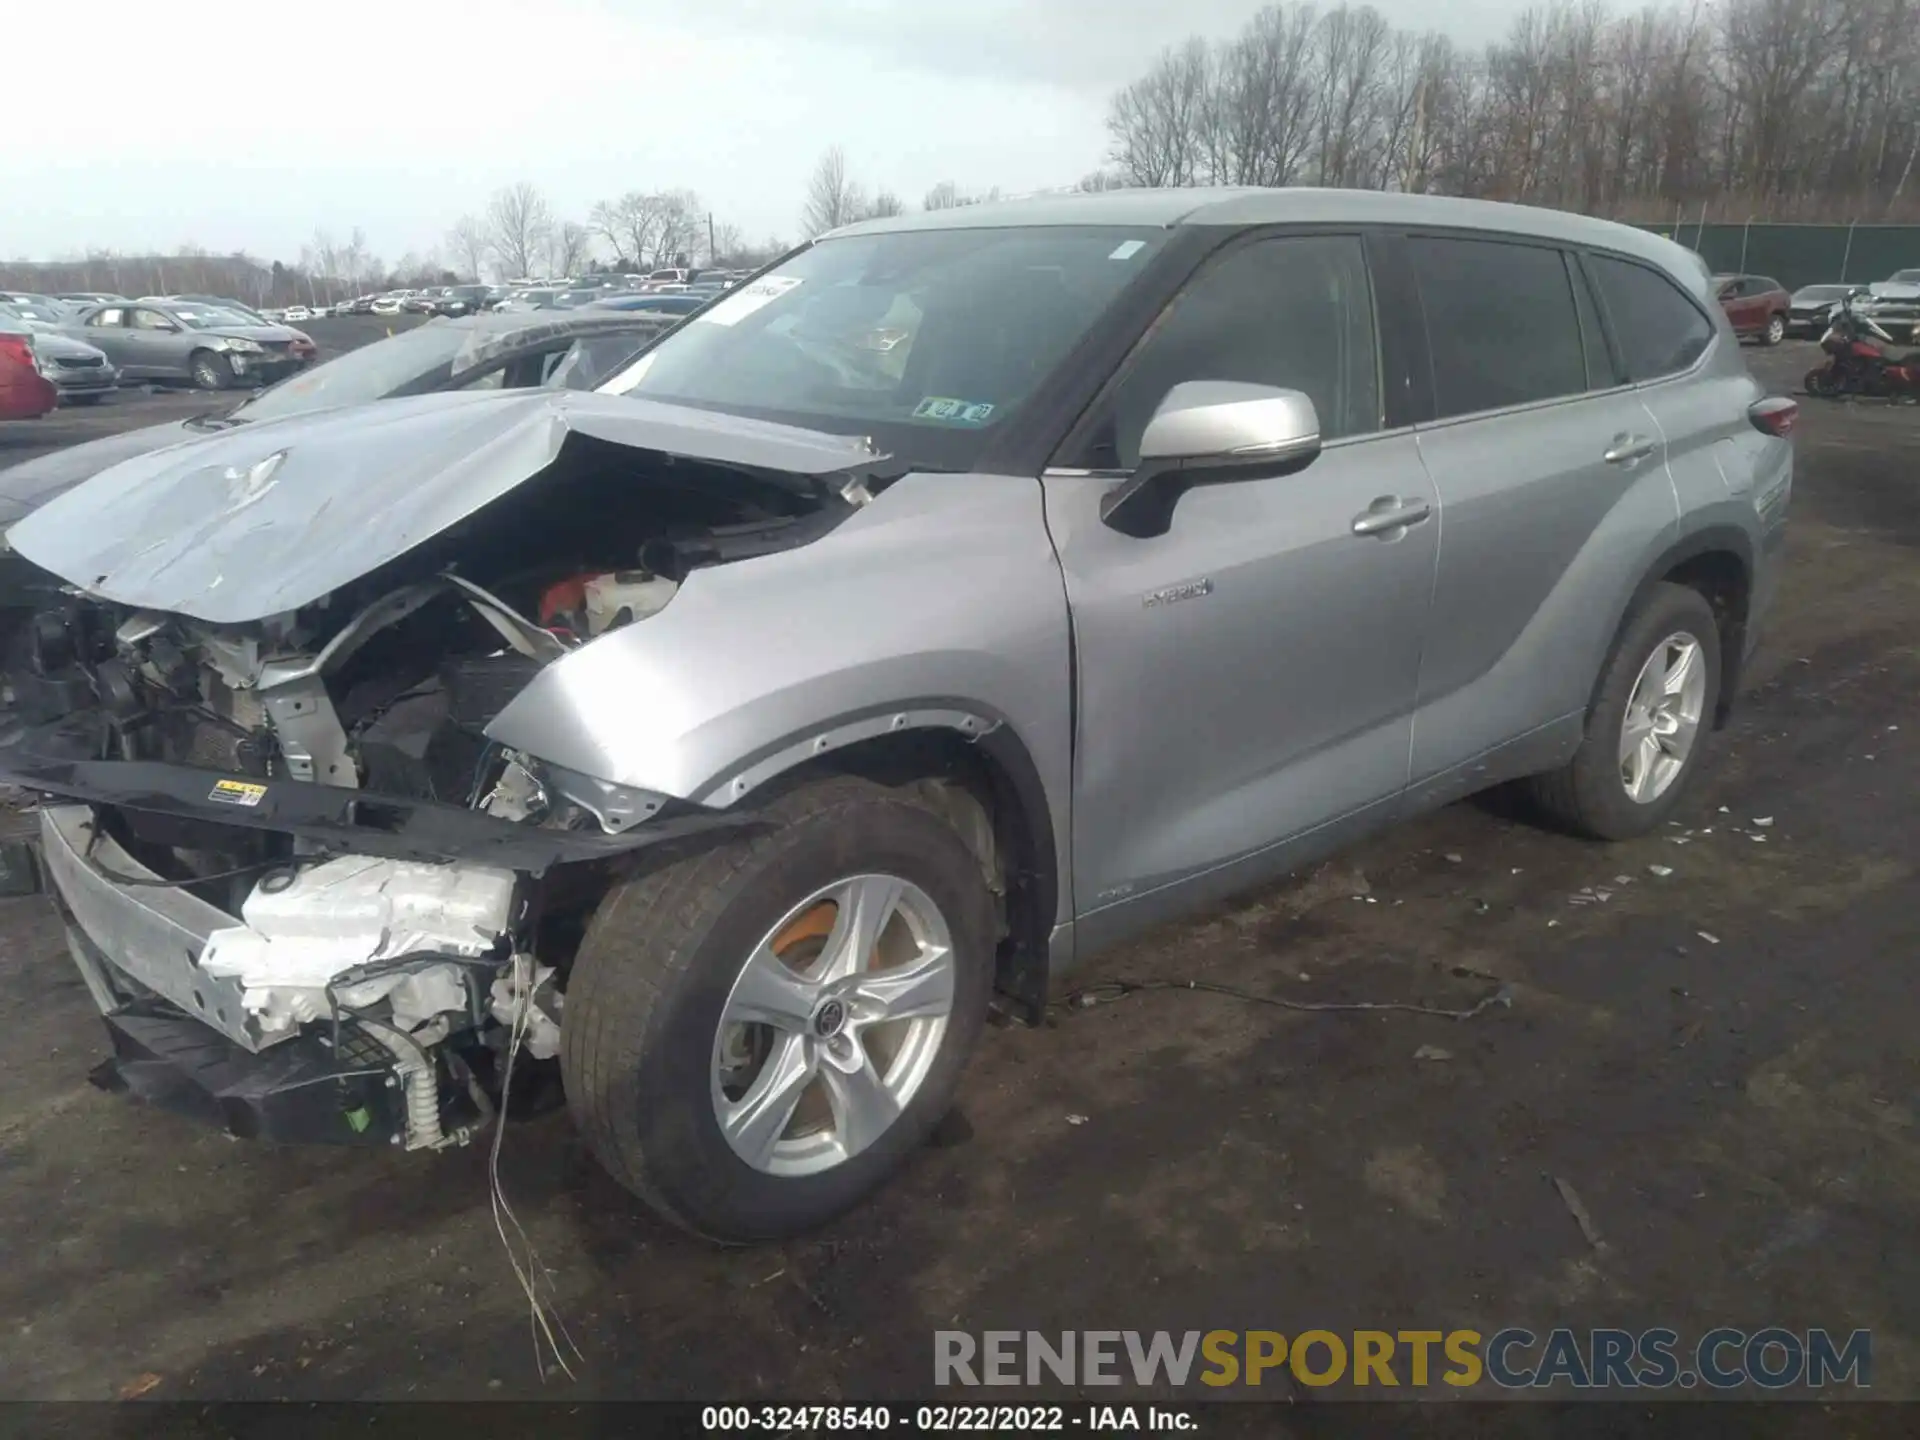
[934,1327,1871,1391]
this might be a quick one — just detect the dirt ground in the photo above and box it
[1,339,1916,1417]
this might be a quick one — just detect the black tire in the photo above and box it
[1762,313,1786,346]
[189,350,233,391]
[1523,582,1722,840]
[65,393,103,406]
[1804,365,1838,398]
[562,775,996,1242]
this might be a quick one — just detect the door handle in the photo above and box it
[1604,434,1657,465]
[1350,497,1432,537]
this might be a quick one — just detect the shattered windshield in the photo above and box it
[601,225,1166,467]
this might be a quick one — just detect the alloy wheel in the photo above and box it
[1619,631,1707,803]
[711,874,956,1177]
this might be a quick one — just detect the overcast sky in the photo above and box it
[6,0,1525,268]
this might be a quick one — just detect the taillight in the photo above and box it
[1749,396,1798,438]
[0,333,34,368]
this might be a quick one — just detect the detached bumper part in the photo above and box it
[90,1001,405,1147]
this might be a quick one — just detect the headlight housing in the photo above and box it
[221,337,265,354]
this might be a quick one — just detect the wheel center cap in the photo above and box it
[812,998,848,1038]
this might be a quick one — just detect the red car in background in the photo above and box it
[0,319,58,420]
[1712,273,1791,346]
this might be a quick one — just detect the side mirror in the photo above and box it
[1100,381,1321,539]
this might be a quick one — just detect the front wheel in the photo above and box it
[1762,313,1786,346]
[562,776,996,1242]
[1804,365,1839,397]
[1522,582,1721,840]
[189,350,234,390]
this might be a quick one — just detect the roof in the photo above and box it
[828,185,1699,283]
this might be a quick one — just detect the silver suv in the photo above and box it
[0,189,1792,1241]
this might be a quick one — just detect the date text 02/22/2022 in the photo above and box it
[699,1403,1196,1431]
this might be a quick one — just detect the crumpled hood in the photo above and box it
[6,387,882,625]
[0,420,198,528]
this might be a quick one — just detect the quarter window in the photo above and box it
[1588,255,1715,380]
[1066,234,1380,470]
[1409,236,1587,418]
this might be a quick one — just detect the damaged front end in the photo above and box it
[1,389,883,1150]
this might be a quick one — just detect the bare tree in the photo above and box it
[447,216,489,280]
[868,189,906,218]
[706,220,745,264]
[486,181,553,279]
[546,220,591,278]
[801,146,867,236]
[1101,0,1920,220]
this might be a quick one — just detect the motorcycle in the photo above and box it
[1803,289,1920,400]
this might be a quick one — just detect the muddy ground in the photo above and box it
[0,340,1915,1424]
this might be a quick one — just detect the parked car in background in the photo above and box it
[1861,268,1920,340]
[138,295,277,327]
[0,304,118,404]
[52,292,126,308]
[282,305,315,322]
[1712,274,1790,344]
[0,308,677,527]
[405,289,442,314]
[430,284,492,317]
[0,189,1793,1243]
[0,315,57,420]
[0,298,75,327]
[1786,284,1853,337]
[494,288,562,313]
[0,292,71,315]
[370,293,408,316]
[62,301,308,391]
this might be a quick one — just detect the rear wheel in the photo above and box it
[1523,582,1721,840]
[562,776,996,1242]
[1804,365,1837,397]
[1762,313,1786,346]
[189,350,233,390]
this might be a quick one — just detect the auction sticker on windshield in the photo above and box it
[913,397,995,425]
[699,275,804,327]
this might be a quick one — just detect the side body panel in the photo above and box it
[1405,391,1680,796]
[486,471,1077,926]
[1044,431,1437,949]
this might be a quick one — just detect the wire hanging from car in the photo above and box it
[489,950,583,1383]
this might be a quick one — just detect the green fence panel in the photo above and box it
[1634,223,1920,290]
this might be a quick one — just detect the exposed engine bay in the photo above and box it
[0,409,881,1152]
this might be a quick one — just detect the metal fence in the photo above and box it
[1634,222,1920,291]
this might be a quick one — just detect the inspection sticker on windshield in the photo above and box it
[913,396,995,425]
[208,779,267,808]
[698,275,804,327]
[1109,239,1147,260]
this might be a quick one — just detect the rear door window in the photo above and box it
[1587,255,1715,380]
[1409,236,1587,418]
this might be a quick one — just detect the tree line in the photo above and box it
[1104,0,1920,222]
